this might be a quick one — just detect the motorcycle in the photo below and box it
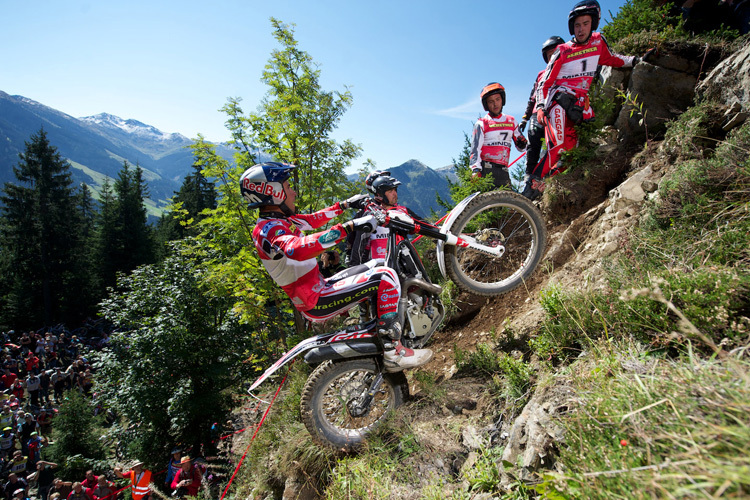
[248,190,547,451]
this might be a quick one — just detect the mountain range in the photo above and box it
[0,91,455,219]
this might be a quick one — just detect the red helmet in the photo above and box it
[480,83,506,112]
[568,0,601,36]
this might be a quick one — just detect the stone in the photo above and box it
[615,63,697,142]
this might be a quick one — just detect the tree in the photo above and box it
[0,128,89,327]
[222,17,361,212]
[180,18,363,332]
[93,161,155,293]
[49,390,106,474]
[154,162,218,258]
[93,251,259,463]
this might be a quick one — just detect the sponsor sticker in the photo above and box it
[319,229,341,245]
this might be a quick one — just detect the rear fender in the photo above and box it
[248,321,377,392]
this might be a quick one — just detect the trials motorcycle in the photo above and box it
[248,190,547,451]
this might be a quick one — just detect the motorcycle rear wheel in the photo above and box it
[445,190,547,296]
[300,359,408,451]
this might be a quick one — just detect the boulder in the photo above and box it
[615,62,697,142]
[698,40,750,125]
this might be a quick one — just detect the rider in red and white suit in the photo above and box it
[525,0,642,199]
[243,162,433,372]
[469,83,527,189]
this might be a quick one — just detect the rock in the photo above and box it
[462,426,486,450]
[615,62,697,142]
[281,471,317,500]
[501,382,576,482]
[609,165,654,211]
[698,40,750,113]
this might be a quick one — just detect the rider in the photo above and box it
[469,83,528,189]
[527,0,644,200]
[519,36,566,200]
[349,173,423,267]
[243,162,433,372]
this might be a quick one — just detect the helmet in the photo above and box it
[568,0,601,36]
[364,170,391,195]
[480,83,505,112]
[542,36,565,63]
[371,175,401,200]
[239,162,296,212]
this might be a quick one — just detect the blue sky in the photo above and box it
[2,0,630,173]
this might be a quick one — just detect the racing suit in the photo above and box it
[522,70,547,179]
[348,203,423,267]
[252,204,400,326]
[532,32,636,179]
[469,113,528,189]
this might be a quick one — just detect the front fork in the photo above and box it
[348,372,385,417]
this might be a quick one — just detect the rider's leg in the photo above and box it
[304,264,433,371]
[522,104,576,200]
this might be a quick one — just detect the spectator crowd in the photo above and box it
[0,323,118,500]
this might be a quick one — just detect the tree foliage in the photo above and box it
[179,18,362,336]
[94,251,259,463]
[221,17,361,212]
[0,128,94,327]
[93,161,155,294]
[49,390,106,469]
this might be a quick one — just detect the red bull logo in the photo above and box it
[242,178,284,200]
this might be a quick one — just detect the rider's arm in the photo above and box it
[468,120,484,175]
[263,222,349,262]
[512,118,528,151]
[536,48,564,113]
[288,203,345,231]
[597,34,637,68]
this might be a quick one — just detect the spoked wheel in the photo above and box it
[300,359,408,451]
[445,190,547,296]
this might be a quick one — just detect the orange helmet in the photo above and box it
[480,83,505,112]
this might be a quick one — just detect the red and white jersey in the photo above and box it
[365,205,412,261]
[252,204,346,311]
[536,32,635,111]
[469,113,525,172]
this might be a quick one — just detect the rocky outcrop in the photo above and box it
[698,39,750,130]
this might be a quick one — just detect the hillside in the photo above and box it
[228,36,750,500]
[0,91,236,217]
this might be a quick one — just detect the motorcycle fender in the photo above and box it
[248,322,377,393]
[437,192,480,278]
[304,340,381,365]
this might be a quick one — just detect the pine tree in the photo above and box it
[154,162,217,256]
[0,128,89,327]
[93,162,155,293]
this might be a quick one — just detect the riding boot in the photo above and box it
[521,175,545,201]
[377,317,433,372]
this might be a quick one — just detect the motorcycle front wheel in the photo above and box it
[445,190,547,296]
[300,359,408,451]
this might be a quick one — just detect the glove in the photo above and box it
[536,108,545,125]
[343,214,378,235]
[387,211,414,226]
[519,120,527,133]
[340,194,369,211]
[633,48,657,67]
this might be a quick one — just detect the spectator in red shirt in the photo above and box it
[170,456,203,498]
[81,471,98,490]
[1,368,17,390]
[90,476,114,500]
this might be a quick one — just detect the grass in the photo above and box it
[537,344,750,498]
